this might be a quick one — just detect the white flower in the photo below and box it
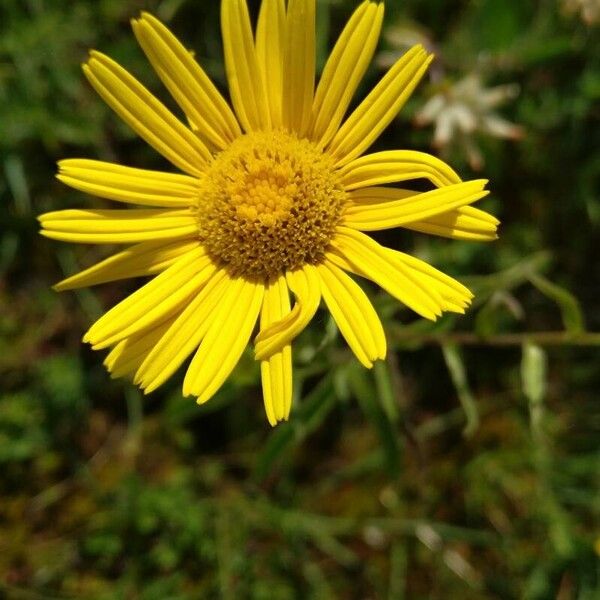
[415,75,524,170]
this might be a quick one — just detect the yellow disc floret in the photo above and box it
[197,130,347,281]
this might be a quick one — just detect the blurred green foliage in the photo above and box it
[1,0,599,598]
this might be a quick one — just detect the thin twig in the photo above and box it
[391,331,600,347]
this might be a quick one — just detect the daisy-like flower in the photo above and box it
[415,74,523,171]
[39,0,499,426]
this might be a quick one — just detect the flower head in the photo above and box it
[415,74,524,170]
[39,0,499,426]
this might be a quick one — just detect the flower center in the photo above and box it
[196,130,347,281]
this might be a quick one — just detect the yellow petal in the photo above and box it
[260,275,293,426]
[39,208,197,244]
[345,180,489,230]
[317,261,386,368]
[256,0,286,128]
[282,0,316,136]
[104,317,174,378]
[132,13,241,149]
[311,1,384,147]
[54,239,200,291]
[84,247,213,348]
[254,264,321,361]
[221,0,271,132]
[83,52,210,175]
[405,205,500,241]
[382,248,473,312]
[330,227,445,320]
[330,228,474,316]
[135,270,230,393]
[339,149,461,190]
[183,278,264,403]
[328,45,433,166]
[56,159,198,207]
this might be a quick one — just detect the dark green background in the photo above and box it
[1,0,598,598]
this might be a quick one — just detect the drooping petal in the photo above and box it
[339,150,461,190]
[84,247,213,348]
[39,208,197,244]
[135,271,230,393]
[54,239,201,291]
[282,0,316,137]
[404,205,500,241]
[259,275,293,426]
[131,13,241,149]
[317,261,386,368]
[254,264,321,361]
[344,180,489,230]
[221,0,271,132]
[310,1,384,147]
[56,159,198,208]
[183,278,264,403]
[328,45,433,166]
[382,248,473,312]
[104,317,175,378]
[330,227,447,320]
[256,0,286,128]
[83,52,210,175]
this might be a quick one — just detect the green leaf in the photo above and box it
[521,342,547,406]
[467,252,551,308]
[441,344,479,438]
[528,273,585,334]
[4,154,30,214]
[374,360,400,424]
[348,368,401,477]
[253,374,336,481]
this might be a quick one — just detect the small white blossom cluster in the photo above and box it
[415,75,524,170]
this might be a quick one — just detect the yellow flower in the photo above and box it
[39,1,499,426]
